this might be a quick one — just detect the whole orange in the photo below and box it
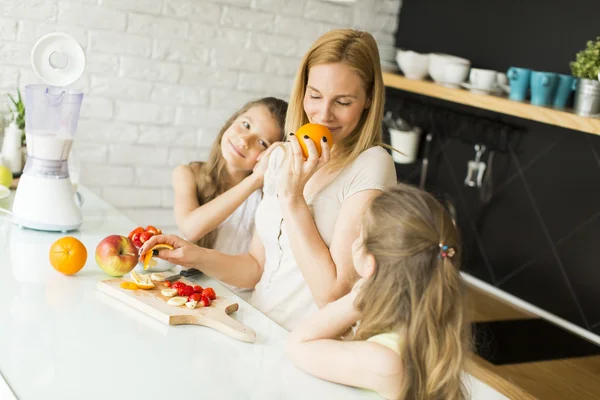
[295,123,333,158]
[49,236,88,275]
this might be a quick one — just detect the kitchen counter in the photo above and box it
[466,284,600,399]
[0,186,511,399]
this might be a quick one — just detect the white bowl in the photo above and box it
[396,50,430,80]
[134,258,176,273]
[428,53,471,83]
[442,63,470,88]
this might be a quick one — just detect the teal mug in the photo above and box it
[507,67,531,101]
[530,71,558,106]
[552,74,577,109]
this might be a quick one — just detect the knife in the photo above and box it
[164,268,202,283]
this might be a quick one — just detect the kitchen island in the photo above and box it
[0,186,505,399]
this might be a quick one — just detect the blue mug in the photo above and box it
[530,71,558,106]
[507,67,531,101]
[552,74,577,109]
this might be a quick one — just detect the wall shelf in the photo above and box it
[383,72,600,136]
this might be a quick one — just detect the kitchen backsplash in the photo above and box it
[0,0,401,232]
[385,88,600,336]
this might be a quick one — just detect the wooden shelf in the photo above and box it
[383,72,600,136]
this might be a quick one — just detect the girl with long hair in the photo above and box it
[140,29,397,330]
[286,183,471,400]
[172,97,287,298]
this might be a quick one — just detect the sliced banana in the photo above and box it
[185,300,197,309]
[161,288,178,297]
[150,273,166,282]
[167,296,188,306]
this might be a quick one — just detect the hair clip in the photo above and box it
[438,243,455,259]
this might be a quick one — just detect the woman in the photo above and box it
[140,29,397,330]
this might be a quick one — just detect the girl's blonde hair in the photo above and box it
[286,29,385,170]
[189,97,288,249]
[354,183,470,400]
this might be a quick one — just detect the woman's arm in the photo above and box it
[280,190,381,306]
[286,292,402,398]
[173,164,261,242]
[139,230,266,289]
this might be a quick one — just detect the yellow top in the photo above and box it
[367,332,402,355]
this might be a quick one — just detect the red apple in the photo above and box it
[95,235,138,277]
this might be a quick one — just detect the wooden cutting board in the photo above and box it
[97,278,256,343]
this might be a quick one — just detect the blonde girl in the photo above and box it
[140,29,397,330]
[172,97,287,298]
[287,183,470,400]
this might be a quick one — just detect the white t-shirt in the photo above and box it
[251,146,397,330]
[213,188,262,301]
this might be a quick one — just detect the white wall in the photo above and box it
[0,0,401,233]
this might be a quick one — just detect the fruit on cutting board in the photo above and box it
[167,296,187,306]
[165,281,216,308]
[49,236,88,275]
[150,273,166,281]
[161,288,178,297]
[295,123,332,158]
[143,243,174,270]
[128,225,163,249]
[95,235,138,277]
[130,270,155,289]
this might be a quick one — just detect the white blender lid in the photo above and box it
[31,32,86,87]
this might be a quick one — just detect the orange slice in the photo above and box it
[120,281,139,291]
[130,270,155,289]
[143,244,174,270]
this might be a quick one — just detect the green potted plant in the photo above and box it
[7,89,25,147]
[2,89,26,173]
[570,36,600,116]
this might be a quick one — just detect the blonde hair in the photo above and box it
[286,29,385,170]
[189,97,288,249]
[354,183,470,400]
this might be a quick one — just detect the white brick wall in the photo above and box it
[0,0,402,233]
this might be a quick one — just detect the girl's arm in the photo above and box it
[139,229,266,289]
[286,293,403,399]
[173,143,278,242]
[173,165,261,242]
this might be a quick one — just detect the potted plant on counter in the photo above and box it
[3,89,26,173]
[570,36,600,117]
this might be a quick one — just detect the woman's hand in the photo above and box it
[251,142,282,186]
[277,134,330,199]
[138,234,204,269]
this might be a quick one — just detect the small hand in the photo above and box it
[138,234,203,269]
[276,134,330,199]
[252,141,282,184]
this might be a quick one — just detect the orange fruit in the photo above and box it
[130,270,155,289]
[295,123,333,158]
[49,236,88,275]
[143,243,174,270]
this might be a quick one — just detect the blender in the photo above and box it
[11,33,86,232]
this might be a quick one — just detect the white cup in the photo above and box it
[469,69,498,90]
[389,127,422,164]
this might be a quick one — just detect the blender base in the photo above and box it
[11,174,82,232]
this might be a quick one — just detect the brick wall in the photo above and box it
[0,0,401,233]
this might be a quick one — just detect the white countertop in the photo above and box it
[0,186,379,400]
[0,186,507,400]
